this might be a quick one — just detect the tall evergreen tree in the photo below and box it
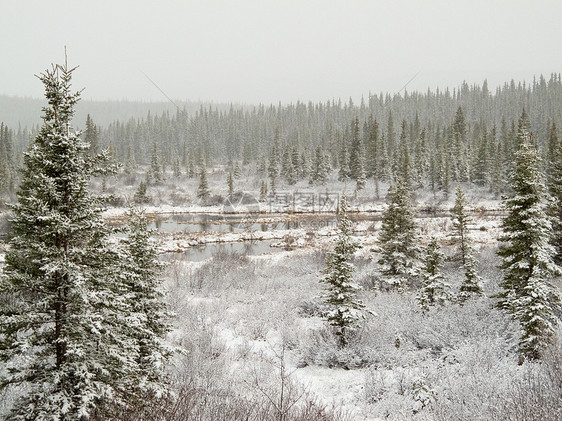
[312,145,329,185]
[497,134,561,360]
[347,117,366,190]
[197,166,210,200]
[385,111,396,181]
[377,180,420,290]
[472,127,490,185]
[268,139,280,192]
[119,207,172,403]
[452,106,469,182]
[150,141,162,182]
[172,156,181,177]
[291,146,301,179]
[187,151,196,178]
[451,186,483,301]
[546,121,559,172]
[366,117,383,197]
[283,146,297,185]
[450,186,471,266]
[0,59,140,419]
[124,145,137,176]
[300,150,311,181]
[0,123,13,193]
[233,161,241,179]
[84,113,99,156]
[546,123,562,265]
[413,127,428,189]
[259,179,268,202]
[321,198,367,347]
[338,135,350,181]
[397,120,411,187]
[349,117,365,184]
[491,130,505,195]
[227,171,234,198]
[516,108,532,146]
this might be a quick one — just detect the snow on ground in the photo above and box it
[153,200,510,419]
[292,365,372,420]
[0,187,508,419]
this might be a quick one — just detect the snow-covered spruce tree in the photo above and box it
[268,139,280,191]
[321,198,367,347]
[547,123,562,265]
[458,252,483,303]
[0,123,14,194]
[338,136,351,181]
[349,117,366,190]
[259,179,268,202]
[227,171,234,199]
[315,146,330,185]
[197,166,210,200]
[149,141,162,182]
[497,135,562,360]
[450,186,483,301]
[84,114,99,157]
[133,180,149,205]
[416,237,451,312]
[377,180,420,290]
[450,186,470,265]
[0,61,138,419]
[118,207,172,406]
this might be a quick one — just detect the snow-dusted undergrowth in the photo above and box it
[2,172,560,420]
[159,228,561,420]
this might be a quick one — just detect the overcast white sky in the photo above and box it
[1,0,561,105]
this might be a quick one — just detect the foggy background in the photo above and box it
[1,0,561,105]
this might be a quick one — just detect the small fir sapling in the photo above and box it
[417,237,451,311]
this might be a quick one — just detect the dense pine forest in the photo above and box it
[1,74,561,199]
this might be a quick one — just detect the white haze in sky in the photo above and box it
[1,0,561,105]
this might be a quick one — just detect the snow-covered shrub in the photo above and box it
[490,331,562,421]
[429,338,555,421]
[363,367,428,420]
[169,190,188,206]
[411,375,436,413]
[298,326,375,369]
[364,369,393,404]
[401,298,518,356]
[165,334,350,421]
[297,297,328,318]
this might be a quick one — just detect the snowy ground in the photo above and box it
[156,209,520,420]
[2,173,559,420]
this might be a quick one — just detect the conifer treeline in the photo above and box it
[2,73,562,193]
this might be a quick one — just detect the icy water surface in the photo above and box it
[147,212,362,234]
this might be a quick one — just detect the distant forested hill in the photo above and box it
[0,95,233,128]
[2,74,562,198]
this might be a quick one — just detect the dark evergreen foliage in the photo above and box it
[497,132,561,360]
[0,60,130,419]
[0,59,171,420]
[321,198,366,347]
[417,237,450,311]
[377,180,420,289]
[3,74,562,194]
